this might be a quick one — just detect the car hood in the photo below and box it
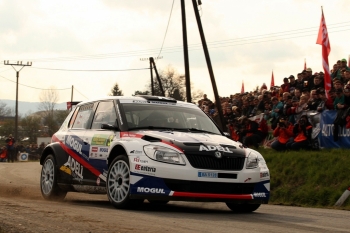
[129,130,247,157]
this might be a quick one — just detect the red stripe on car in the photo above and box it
[171,192,253,199]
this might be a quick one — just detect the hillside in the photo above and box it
[0,99,68,116]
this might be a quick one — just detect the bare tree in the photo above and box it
[38,87,59,136]
[0,101,13,116]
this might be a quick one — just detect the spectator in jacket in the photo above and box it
[271,116,294,151]
[240,117,264,149]
[5,134,16,163]
[286,115,313,150]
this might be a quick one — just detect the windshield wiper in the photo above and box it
[187,128,219,134]
[128,126,177,131]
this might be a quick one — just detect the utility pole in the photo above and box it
[191,0,225,131]
[181,0,191,103]
[4,60,32,142]
[150,57,165,96]
[140,56,163,96]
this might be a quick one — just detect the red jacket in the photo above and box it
[273,124,294,144]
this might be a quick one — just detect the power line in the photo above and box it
[74,87,89,100]
[28,67,150,72]
[0,75,71,90]
[4,21,349,63]
[156,0,175,61]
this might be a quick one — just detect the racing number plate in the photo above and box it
[198,171,218,178]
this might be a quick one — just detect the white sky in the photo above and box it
[0,0,349,103]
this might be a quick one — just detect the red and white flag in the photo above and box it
[304,58,307,70]
[270,70,275,89]
[316,8,331,98]
[241,80,244,94]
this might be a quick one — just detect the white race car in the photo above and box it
[40,96,270,212]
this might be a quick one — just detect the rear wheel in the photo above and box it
[107,155,143,209]
[40,154,67,201]
[225,203,261,213]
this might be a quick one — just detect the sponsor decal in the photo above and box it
[65,135,83,155]
[199,145,233,153]
[91,134,113,146]
[134,157,148,163]
[60,156,84,181]
[130,150,142,154]
[135,164,156,173]
[260,171,269,178]
[137,187,165,194]
[244,178,252,183]
[198,172,218,178]
[99,147,108,153]
[253,192,266,198]
[91,147,98,152]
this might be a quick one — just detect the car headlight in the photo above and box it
[143,145,186,165]
[246,152,259,169]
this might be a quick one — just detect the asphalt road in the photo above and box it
[0,162,350,233]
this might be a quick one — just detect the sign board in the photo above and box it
[18,153,28,161]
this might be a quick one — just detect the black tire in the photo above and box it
[40,154,67,201]
[225,203,261,213]
[148,200,169,205]
[107,155,143,209]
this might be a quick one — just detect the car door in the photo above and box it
[83,100,119,186]
[62,103,95,185]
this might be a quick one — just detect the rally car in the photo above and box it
[40,95,270,212]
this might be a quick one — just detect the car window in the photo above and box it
[71,104,94,129]
[91,101,117,129]
[122,103,221,134]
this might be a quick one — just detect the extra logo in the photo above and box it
[137,187,165,194]
[253,192,266,198]
[199,145,233,153]
[135,164,156,173]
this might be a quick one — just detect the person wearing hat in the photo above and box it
[271,116,294,151]
[336,58,350,80]
[286,115,313,151]
[5,134,16,163]
[288,75,298,88]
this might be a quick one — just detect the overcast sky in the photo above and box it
[0,0,349,104]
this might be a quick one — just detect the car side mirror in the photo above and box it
[101,124,120,131]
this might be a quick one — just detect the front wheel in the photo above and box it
[40,154,67,201]
[107,155,143,209]
[226,203,261,213]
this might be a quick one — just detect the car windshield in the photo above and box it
[121,103,221,135]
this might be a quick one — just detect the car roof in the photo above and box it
[76,95,198,108]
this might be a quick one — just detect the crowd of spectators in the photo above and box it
[0,140,45,162]
[198,58,350,151]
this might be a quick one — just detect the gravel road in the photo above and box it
[1,162,350,233]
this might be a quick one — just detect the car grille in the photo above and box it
[184,154,245,171]
[163,179,255,195]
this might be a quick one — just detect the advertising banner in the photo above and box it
[319,110,350,148]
